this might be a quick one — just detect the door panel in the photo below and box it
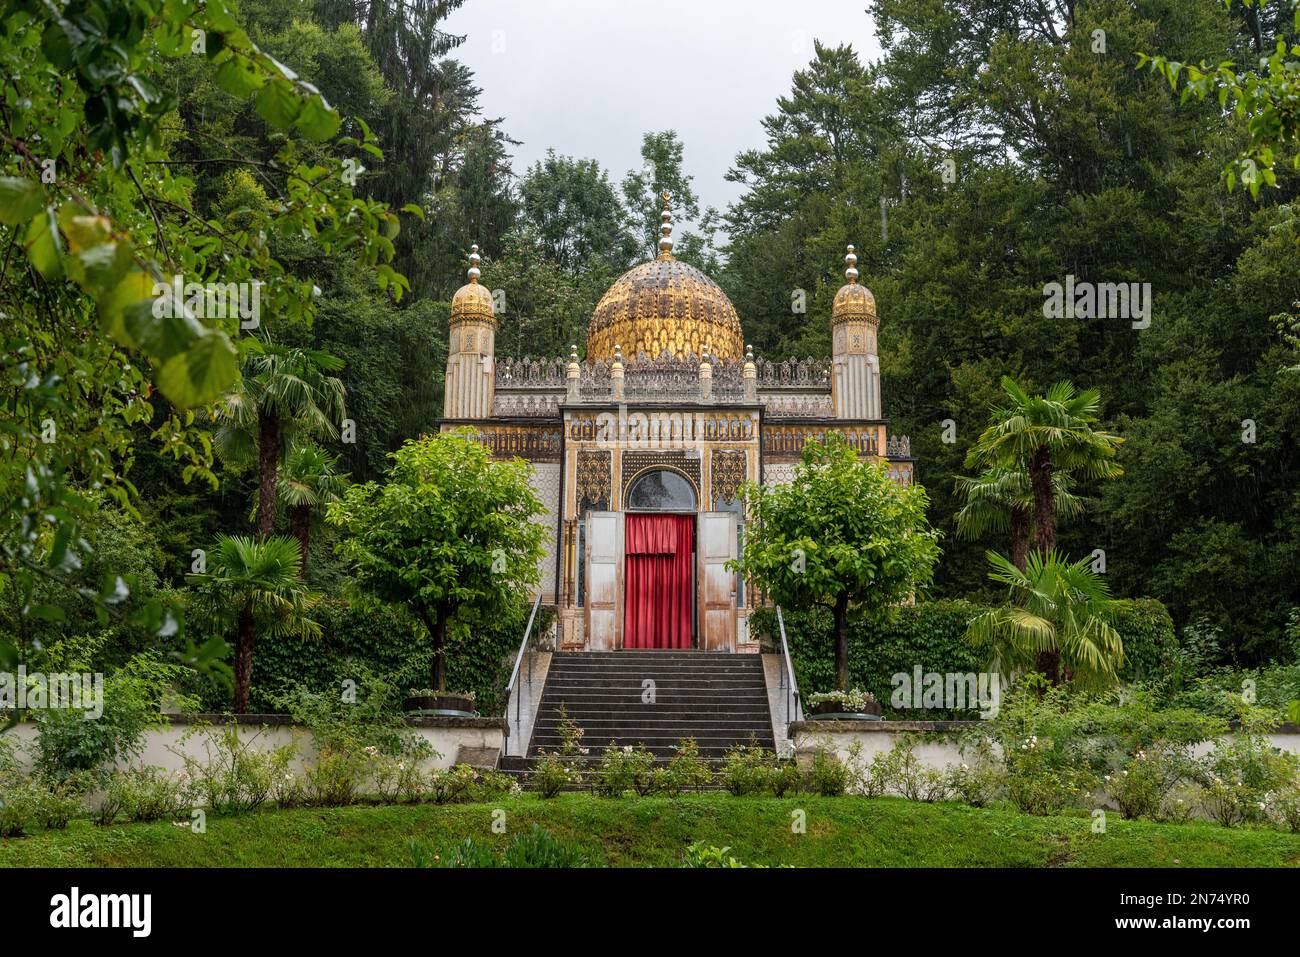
[697,511,738,652]
[585,511,623,650]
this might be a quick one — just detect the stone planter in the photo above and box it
[404,693,476,716]
[808,698,882,721]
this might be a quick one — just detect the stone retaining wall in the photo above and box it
[7,712,509,774]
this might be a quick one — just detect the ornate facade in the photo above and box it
[440,196,914,652]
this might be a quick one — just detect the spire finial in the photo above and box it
[657,191,674,260]
[467,243,481,284]
[844,244,858,284]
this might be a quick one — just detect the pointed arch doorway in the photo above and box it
[624,469,696,649]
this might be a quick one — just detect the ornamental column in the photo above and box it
[444,244,496,419]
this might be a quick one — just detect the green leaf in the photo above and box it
[98,270,159,346]
[0,177,44,225]
[255,78,302,129]
[215,55,264,98]
[402,202,425,220]
[24,207,63,278]
[124,297,206,359]
[156,331,238,408]
[295,95,341,142]
[27,603,66,622]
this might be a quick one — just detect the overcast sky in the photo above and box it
[442,0,883,223]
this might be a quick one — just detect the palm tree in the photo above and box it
[252,441,350,577]
[966,549,1123,687]
[954,466,1085,571]
[190,535,321,713]
[965,377,1123,556]
[215,339,347,541]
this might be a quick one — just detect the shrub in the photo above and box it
[945,753,1003,808]
[304,746,370,807]
[1263,781,1300,833]
[106,766,192,823]
[665,738,713,794]
[807,747,850,797]
[371,737,437,803]
[1104,743,1194,820]
[1112,599,1179,683]
[720,743,775,796]
[34,652,193,782]
[174,724,298,814]
[531,752,579,798]
[275,670,436,804]
[0,788,35,836]
[27,779,84,830]
[1195,714,1300,827]
[553,703,588,758]
[592,743,656,797]
[879,737,951,802]
[428,764,516,804]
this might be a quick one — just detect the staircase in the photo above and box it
[500,651,776,780]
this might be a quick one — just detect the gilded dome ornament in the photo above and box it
[831,243,877,326]
[450,243,495,325]
[585,195,744,363]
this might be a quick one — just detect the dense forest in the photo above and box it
[3,0,1299,715]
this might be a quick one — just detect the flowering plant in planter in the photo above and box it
[806,689,881,718]
[404,689,477,714]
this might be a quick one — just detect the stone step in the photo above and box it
[534,718,773,733]
[538,696,769,702]
[533,710,773,723]
[530,738,769,748]
[543,675,765,685]
[546,658,765,669]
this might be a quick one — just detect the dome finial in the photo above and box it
[657,190,674,260]
[844,244,858,284]
[467,243,481,284]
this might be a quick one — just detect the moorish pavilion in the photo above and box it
[440,195,913,653]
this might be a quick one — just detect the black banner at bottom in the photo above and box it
[5,866,1284,943]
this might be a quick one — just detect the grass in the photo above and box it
[2,794,1299,867]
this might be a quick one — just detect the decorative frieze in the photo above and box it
[461,423,561,461]
[762,424,884,461]
[711,449,748,506]
[576,450,612,511]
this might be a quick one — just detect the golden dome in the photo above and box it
[450,244,495,324]
[585,194,743,362]
[586,258,744,363]
[832,244,876,325]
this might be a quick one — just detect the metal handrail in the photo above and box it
[504,593,543,753]
[775,606,803,726]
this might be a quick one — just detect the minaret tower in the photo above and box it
[444,244,496,419]
[830,245,881,419]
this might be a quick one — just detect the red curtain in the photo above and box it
[624,514,694,649]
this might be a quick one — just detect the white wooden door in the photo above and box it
[585,511,623,650]
[697,511,738,652]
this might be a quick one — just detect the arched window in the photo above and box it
[626,469,697,511]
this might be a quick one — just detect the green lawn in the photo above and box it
[3,795,1299,867]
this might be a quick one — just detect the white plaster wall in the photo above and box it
[6,719,505,774]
